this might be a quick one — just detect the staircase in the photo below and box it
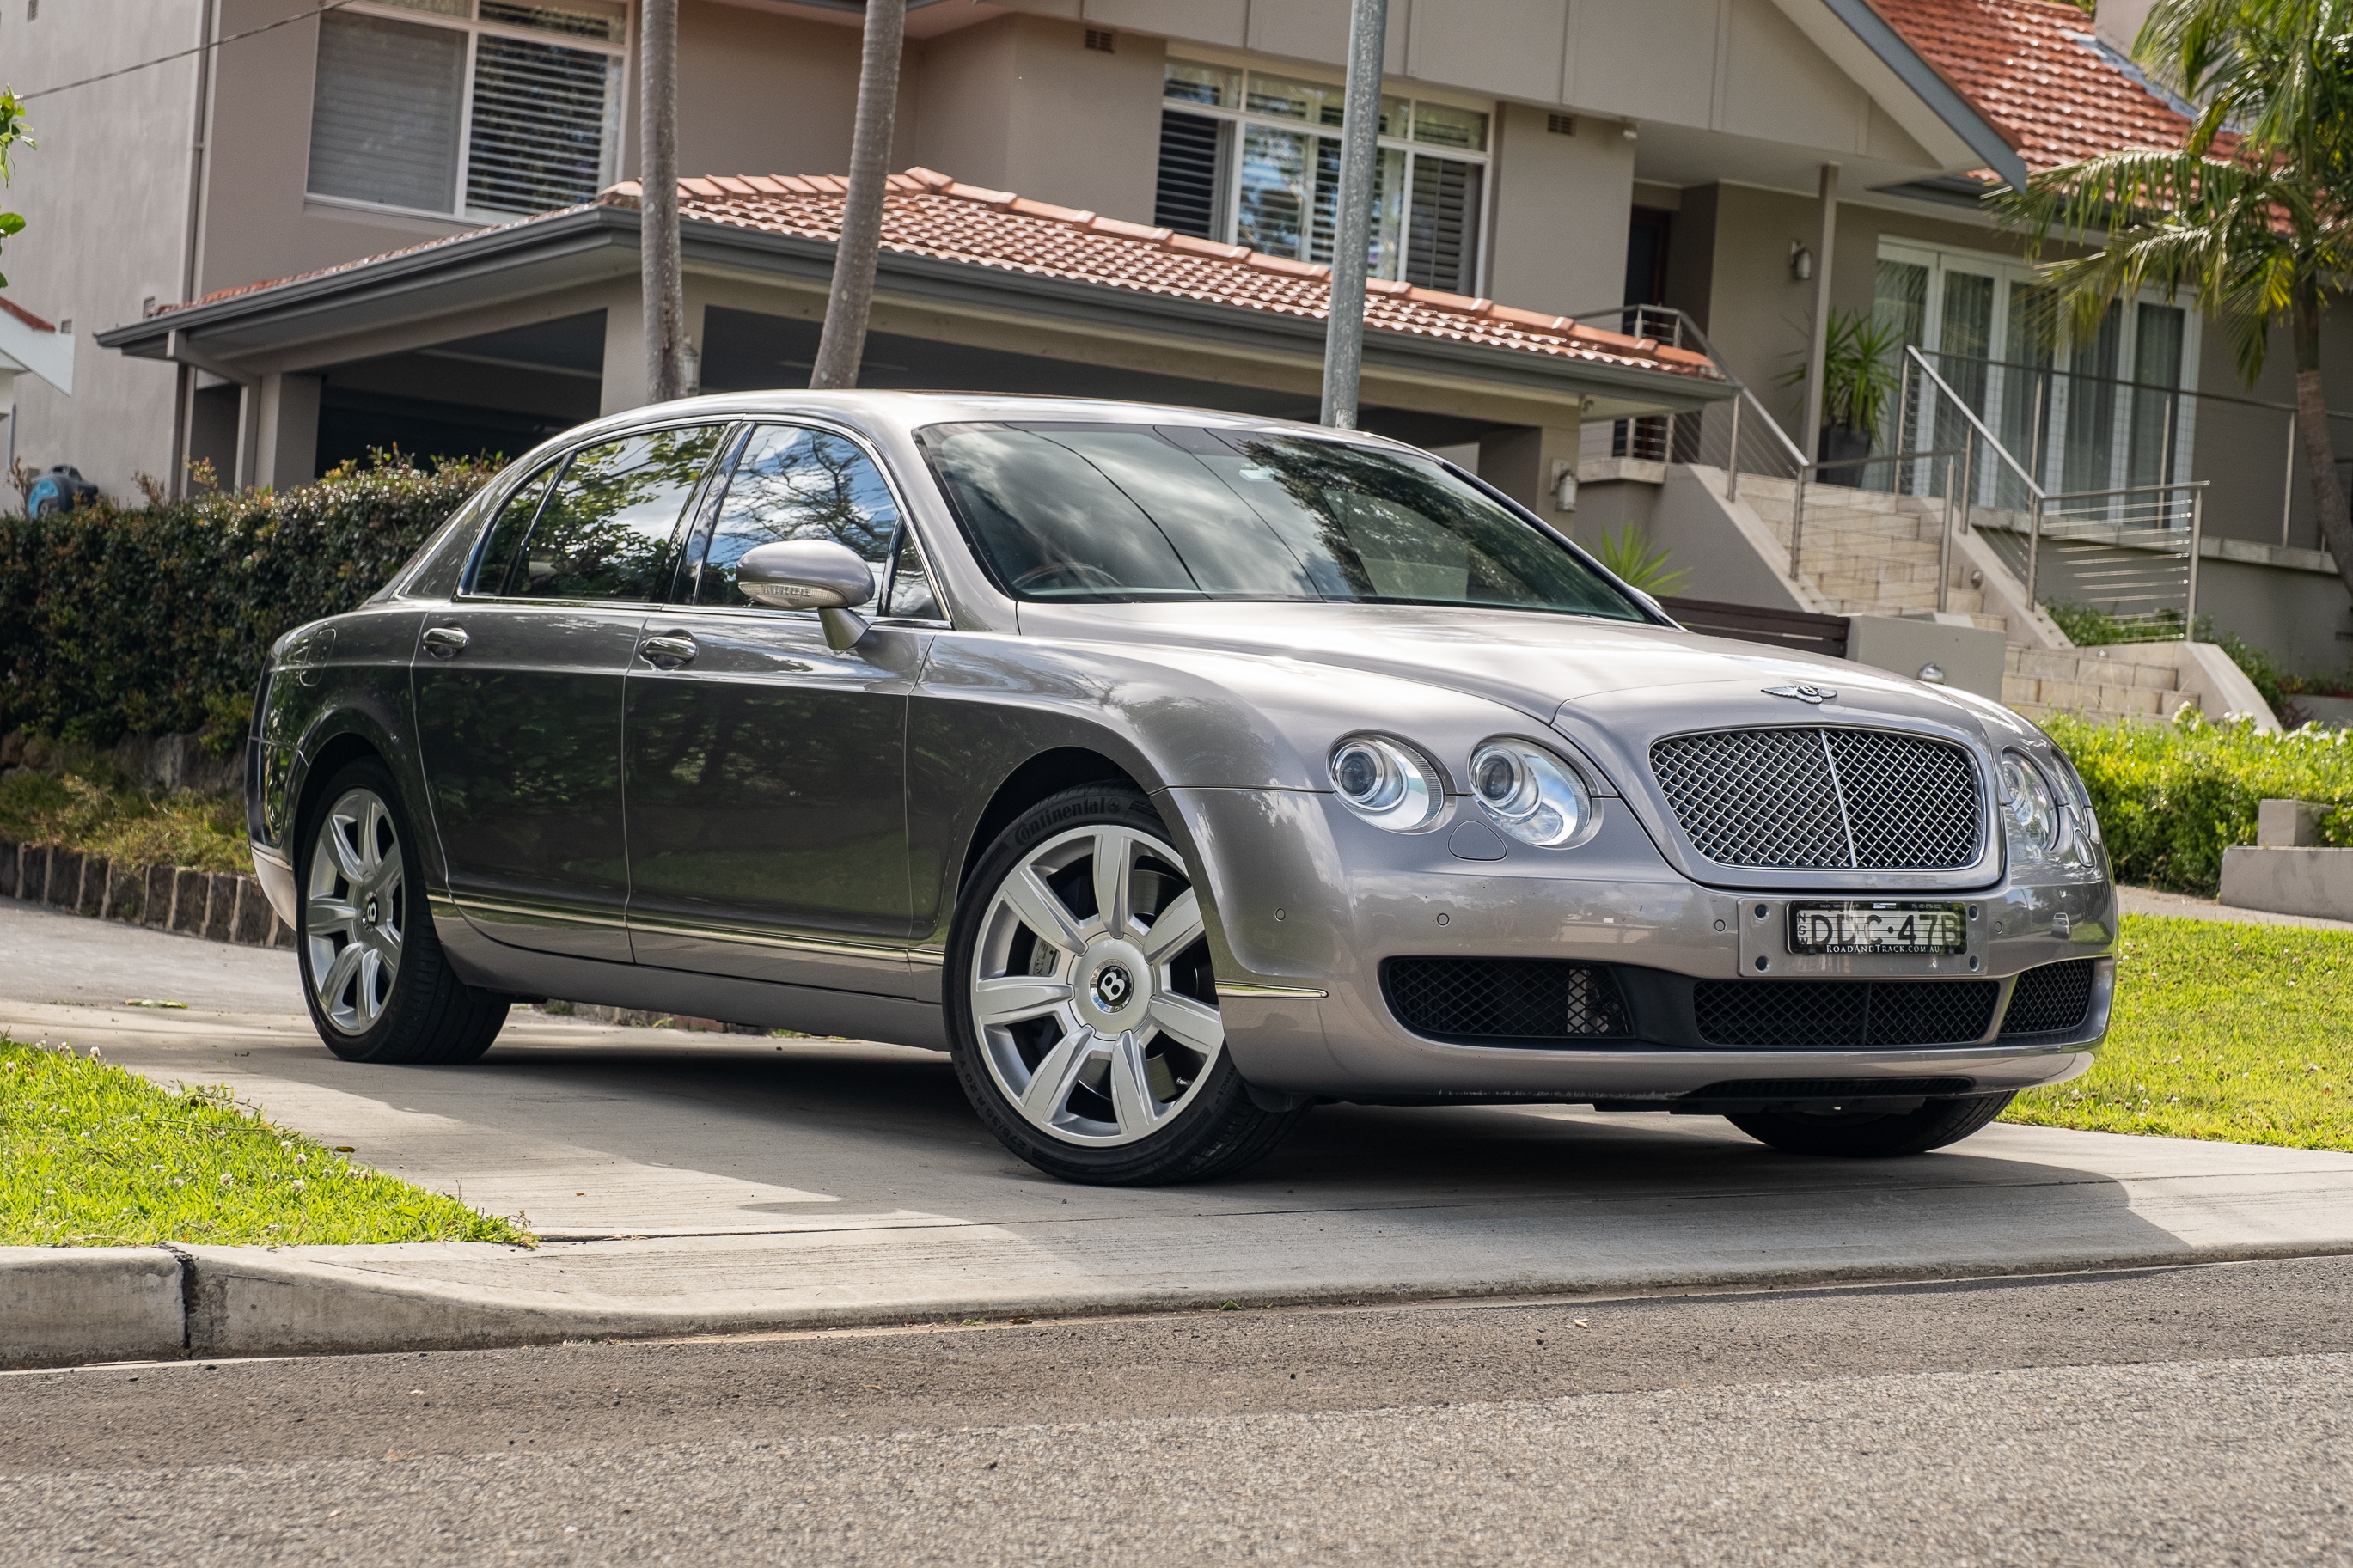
[1729,474,2206,723]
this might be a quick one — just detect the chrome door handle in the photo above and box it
[639,632,697,670]
[421,625,468,658]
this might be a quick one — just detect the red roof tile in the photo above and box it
[0,295,57,333]
[1872,0,2194,172]
[157,168,1719,383]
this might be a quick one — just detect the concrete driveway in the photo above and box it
[6,895,2353,1335]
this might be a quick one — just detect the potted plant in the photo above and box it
[1785,308,1906,472]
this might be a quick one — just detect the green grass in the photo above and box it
[0,764,250,874]
[2003,914,2353,1150]
[0,1038,534,1247]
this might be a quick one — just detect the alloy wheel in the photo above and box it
[970,823,1225,1147]
[305,786,406,1035]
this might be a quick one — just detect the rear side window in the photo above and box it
[468,461,558,598]
[688,424,902,607]
[472,425,724,601]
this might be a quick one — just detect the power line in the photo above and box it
[21,0,361,101]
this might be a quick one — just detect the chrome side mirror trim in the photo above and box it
[737,539,876,650]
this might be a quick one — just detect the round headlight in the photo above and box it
[1469,740,1591,847]
[2001,750,2060,855]
[1329,736,1443,832]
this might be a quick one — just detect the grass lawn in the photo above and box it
[0,766,249,874]
[2002,913,2353,1150]
[0,1038,533,1247]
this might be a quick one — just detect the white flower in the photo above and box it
[290,1180,306,1193]
[218,1174,234,1187]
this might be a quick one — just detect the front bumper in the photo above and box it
[1164,786,2117,1103]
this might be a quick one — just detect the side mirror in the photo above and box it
[737,540,876,651]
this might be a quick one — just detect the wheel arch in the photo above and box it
[956,747,1147,895]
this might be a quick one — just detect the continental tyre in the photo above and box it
[945,784,1305,1185]
[1727,1089,2016,1158]
[296,757,510,1065]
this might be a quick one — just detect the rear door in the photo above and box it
[622,422,937,995]
[413,424,728,961]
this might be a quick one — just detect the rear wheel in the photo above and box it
[297,758,509,1065]
[1727,1090,2015,1158]
[945,784,1305,1185]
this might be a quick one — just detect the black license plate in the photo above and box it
[1788,901,1967,955]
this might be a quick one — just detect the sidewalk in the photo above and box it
[7,897,2353,1366]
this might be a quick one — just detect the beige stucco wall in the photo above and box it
[0,0,201,500]
[907,15,1165,223]
[1486,103,1634,316]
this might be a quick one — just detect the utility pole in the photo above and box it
[1319,0,1388,429]
[639,0,686,403]
[810,0,908,390]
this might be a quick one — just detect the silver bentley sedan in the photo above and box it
[247,392,2116,1185]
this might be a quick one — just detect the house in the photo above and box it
[3,0,2345,674]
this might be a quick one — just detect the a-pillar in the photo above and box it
[1479,424,1586,540]
[245,372,321,491]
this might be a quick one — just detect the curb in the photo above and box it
[9,1236,2353,1371]
[0,842,293,949]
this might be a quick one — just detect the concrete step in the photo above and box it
[2005,645,2183,690]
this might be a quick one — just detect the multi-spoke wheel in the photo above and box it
[295,758,510,1065]
[306,787,406,1034]
[946,784,1307,1185]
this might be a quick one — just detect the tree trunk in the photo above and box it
[809,0,906,391]
[639,0,686,404]
[2292,284,2353,601]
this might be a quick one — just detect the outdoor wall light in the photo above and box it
[1789,241,1812,281]
[1556,468,1580,511]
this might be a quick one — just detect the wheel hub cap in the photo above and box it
[1082,944,1146,1026]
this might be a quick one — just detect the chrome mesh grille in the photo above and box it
[1649,727,1982,869]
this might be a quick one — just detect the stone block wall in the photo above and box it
[0,838,293,949]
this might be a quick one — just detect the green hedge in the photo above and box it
[0,455,494,750]
[2044,711,2353,894]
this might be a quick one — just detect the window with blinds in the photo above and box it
[306,0,625,222]
[1151,59,1488,296]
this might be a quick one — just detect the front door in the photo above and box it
[414,423,728,961]
[623,423,926,995]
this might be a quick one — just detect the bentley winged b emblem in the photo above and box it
[1763,684,1837,705]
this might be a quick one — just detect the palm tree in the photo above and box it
[810,0,908,391]
[1994,0,2353,599]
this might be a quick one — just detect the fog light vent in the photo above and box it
[1384,958,1630,1042]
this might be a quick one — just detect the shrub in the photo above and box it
[0,453,494,745]
[2044,710,2353,894]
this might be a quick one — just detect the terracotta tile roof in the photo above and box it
[1872,0,2193,173]
[156,169,1719,382]
[640,168,1721,379]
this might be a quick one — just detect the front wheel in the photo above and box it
[1727,1090,2016,1158]
[296,757,510,1065]
[945,784,1305,1185]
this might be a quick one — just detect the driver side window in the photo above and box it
[689,424,901,608]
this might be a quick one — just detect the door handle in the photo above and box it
[639,632,697,670]
[421,625,468,658]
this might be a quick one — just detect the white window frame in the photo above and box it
[308,0,632,225]
[1877,237,2203,504]
[1159,55,1494,296]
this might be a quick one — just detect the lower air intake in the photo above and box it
[1384,958,1631,1042]
[1692,979,2001,1047]
[2000,958,2098,1037]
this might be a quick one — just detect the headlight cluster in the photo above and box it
[1329,734,1592,845]
[2001,747,2097,866]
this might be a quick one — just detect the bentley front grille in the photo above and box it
[1649,727,1982,869]
[1692,978,2002,1048]
[1999,958,2098,1037]
[1384,957,1631,1042]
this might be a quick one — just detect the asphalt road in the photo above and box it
[11,1257,2353,1565]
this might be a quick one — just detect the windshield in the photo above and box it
[920,422,1646,619]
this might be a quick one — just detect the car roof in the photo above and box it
[534,389,1420,456]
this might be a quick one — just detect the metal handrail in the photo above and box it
[1565,302,1811,485]
[1904,346,2046,500]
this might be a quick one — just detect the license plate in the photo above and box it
[1788,901,1967,955]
